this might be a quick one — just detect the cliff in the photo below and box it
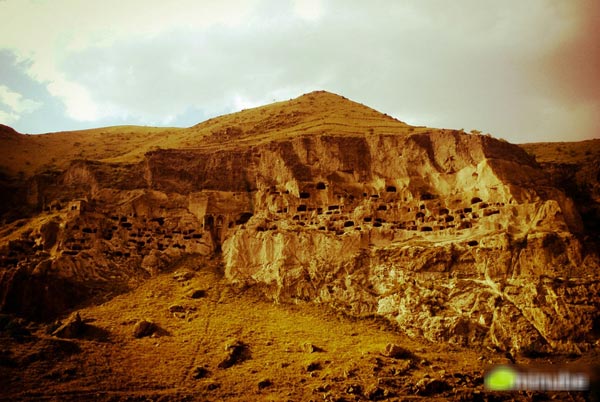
[0,91,598,357]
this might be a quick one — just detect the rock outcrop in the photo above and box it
[0,91,598,355]
[51,312,85,339]
[211,129,597,354]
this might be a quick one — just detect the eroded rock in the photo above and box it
[218,340,249,369]
[132,319,156,338]
[52,312,84,339]
[383,343,413,359]
[302,342,324,353]
[414,378,451,396]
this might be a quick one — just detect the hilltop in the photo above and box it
[0,91,412,177]
[520,138,600,165]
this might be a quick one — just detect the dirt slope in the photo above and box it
[2,255,595,401]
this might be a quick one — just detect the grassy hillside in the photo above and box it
[0,91,415,177]
[519,138,600,164]
[3,90,597,179]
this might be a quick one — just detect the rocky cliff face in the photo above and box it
[213,130,596,355]
[0,92,598,356]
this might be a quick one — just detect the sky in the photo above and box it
[0,0,598,143]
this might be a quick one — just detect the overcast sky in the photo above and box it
[0,0,598,143]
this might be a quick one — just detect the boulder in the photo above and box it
[414,378,451,396]
[218,340,249,369]
[301,342,324,353]
[52,312,84,339]
[383,343,413,359]
[132,319,156,338]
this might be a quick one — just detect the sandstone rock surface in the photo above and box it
[0,91,598,356]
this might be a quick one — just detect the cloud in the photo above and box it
[0,84,42,124]
[0,0,262,123]
[56,19,335,123]
[0,0,598,142]
[292,0,324,20]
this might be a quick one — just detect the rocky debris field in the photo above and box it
[1,255,596,401]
